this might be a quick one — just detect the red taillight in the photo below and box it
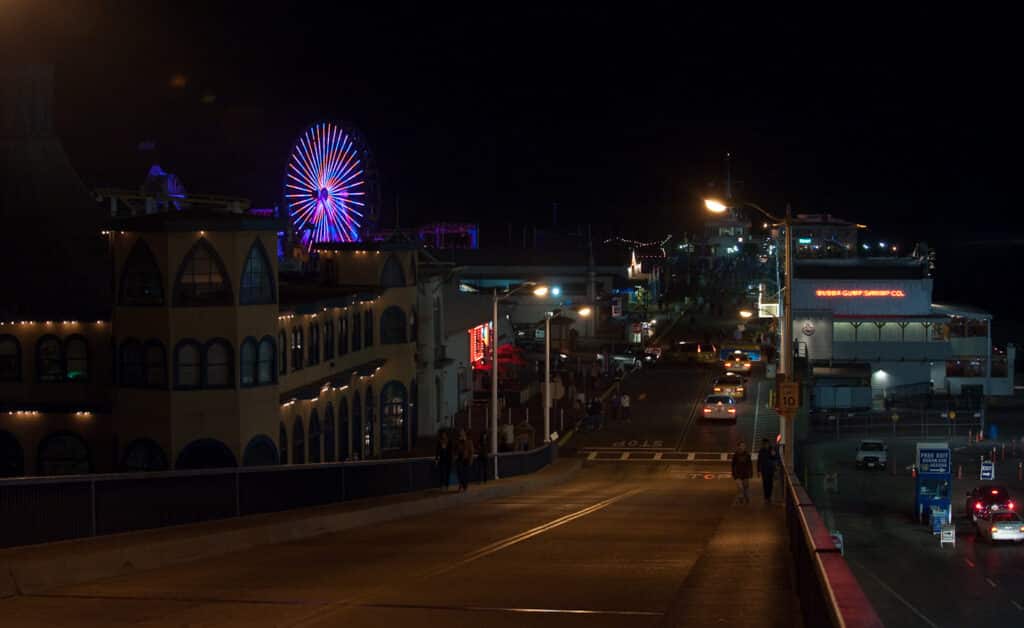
[1010,501,1015,510]
[975,503,984,510]
[703,407,711,413]
[992,489,1000,495]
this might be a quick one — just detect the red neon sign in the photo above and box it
[816,289,906,298]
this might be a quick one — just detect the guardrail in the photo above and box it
[811,411,981,439]
[0,444,557,549]
[784,466,884,628]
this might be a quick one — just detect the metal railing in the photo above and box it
[0,444,557,549]
[784,466,884,628]
[811,410,981,439]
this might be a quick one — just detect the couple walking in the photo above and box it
[730,438,780,505]
[435,428,478,492]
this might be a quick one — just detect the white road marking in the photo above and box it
[986,577,998,588]
[965,558,975,568]
[849,559,940,628]
[1012,600,1023,611]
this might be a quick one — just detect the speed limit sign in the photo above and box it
[777,382,800,413]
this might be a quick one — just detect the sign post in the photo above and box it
[981,459,995,481]
[915,442,952,526]
[776,381,800,465]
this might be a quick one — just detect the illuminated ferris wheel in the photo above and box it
[284,122,379,248]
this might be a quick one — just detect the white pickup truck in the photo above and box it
[855,439,888,470]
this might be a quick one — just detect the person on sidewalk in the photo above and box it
[731,441,753,504]
[476,429,489,484]
[757,438,779,504]
[620,392,631,423]
[454,428,475,492]
[436,430,452,492]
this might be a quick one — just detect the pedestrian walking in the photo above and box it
[620,392,631,423]
[436,430,452,492]
[477,429,489,483]
[757,438,779,504]
[454,428,474,492]
[731,440,753,504]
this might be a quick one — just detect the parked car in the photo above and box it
[966,485,1015,521]
[855,439,888,470]
[608,347,643,370]
[975,510,1024,543]
[702,394,737,420]
[712,373,747,400]
[641,345,662,366]
[723,351,753,373]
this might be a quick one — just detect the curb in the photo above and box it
[0,460,582,597]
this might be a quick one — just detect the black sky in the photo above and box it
[4,2,1023,330]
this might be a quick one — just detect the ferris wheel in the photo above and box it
[284,122,379,248]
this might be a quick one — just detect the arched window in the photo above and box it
[257,336,275,384]
[175,439,236,470]
[119,239,164,306]
[279,422,288,465]
[240,337,258,387]
[204,339,233,388]
[0,335,21,381]
[308,409,321,463]
[324,320,335,360]
[121,438,168,472]
[36,335,64,382]
[351,311,362,351]
[144,341,167,388]
[338,314,349,355]
[174,339,202,389]
[308,323,320,366]
[380,381,407,451]
[64,336,89,381]
[0,430,25,477]
[120,339,145,386]
[37,431,91,475]
[364,308,374,348]
[291,328,304,371]
[338,397,350,461]
[173,238,233,306]
[239,239,276,305]
[242,435,279,466]
[364,384,375,457]
[380,254,406,287]
[380,306,408,344]
[324,403,336,462]
[292,417,305,464]
[278,330,288,375]
[352,392,362,459]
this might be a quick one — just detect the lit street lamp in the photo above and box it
[543,305,592,444]
[705,197,795,467]
[492,282,544,479]
[739,309,753,319]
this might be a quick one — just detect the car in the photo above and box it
[967,485,1015,521]
[723,352,753,373]
[855,439,888,470]
[674,341,717,365]
[702,394,737,420]
[641,346,662,366]
[713,373,747,400]
[975,510,1024,543]
[608,347,643,370]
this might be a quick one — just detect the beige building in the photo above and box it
[0,210,419,476]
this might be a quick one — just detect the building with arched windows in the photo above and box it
[0,206,426,476]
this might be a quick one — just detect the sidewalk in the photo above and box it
[659,500,799,627]
[0,458,581,598]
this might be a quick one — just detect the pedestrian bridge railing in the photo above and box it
[0,444,557,549]
[784,466,884,628]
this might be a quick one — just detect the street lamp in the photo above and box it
[491,282,545,479]
[543,305,592,444]
[739,310,753,319]
[704,196,795,467]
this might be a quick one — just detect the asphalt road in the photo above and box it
[807,438,1024,628]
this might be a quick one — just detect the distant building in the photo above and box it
[703,207,749,257]
[790,213,862,258]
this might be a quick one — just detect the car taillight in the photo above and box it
[975,503,984,510]
[714,387,722,392]
[992,526,999,533]
[703,407,711,413]
[725,362,732,368]
[744,362,751,367]
[1010,501,1016,510]
[728,408,736,413]
[992,489,999,495]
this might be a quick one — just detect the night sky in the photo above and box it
[4,3,1022,338]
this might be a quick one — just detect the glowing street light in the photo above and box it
[543,304,592,443]
[704,198,729,213]
[739,310,753,319]
[533,286,549,297]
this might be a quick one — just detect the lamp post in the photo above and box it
[706,198,795,467]
[491,282,546,479]
[543,305,592,443]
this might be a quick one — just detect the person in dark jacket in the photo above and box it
[731,441,753,504]
[454,429,475,492]
[757,438,779,504]
[435,430,452,492]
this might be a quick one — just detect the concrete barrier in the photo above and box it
[0,459,581,597]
